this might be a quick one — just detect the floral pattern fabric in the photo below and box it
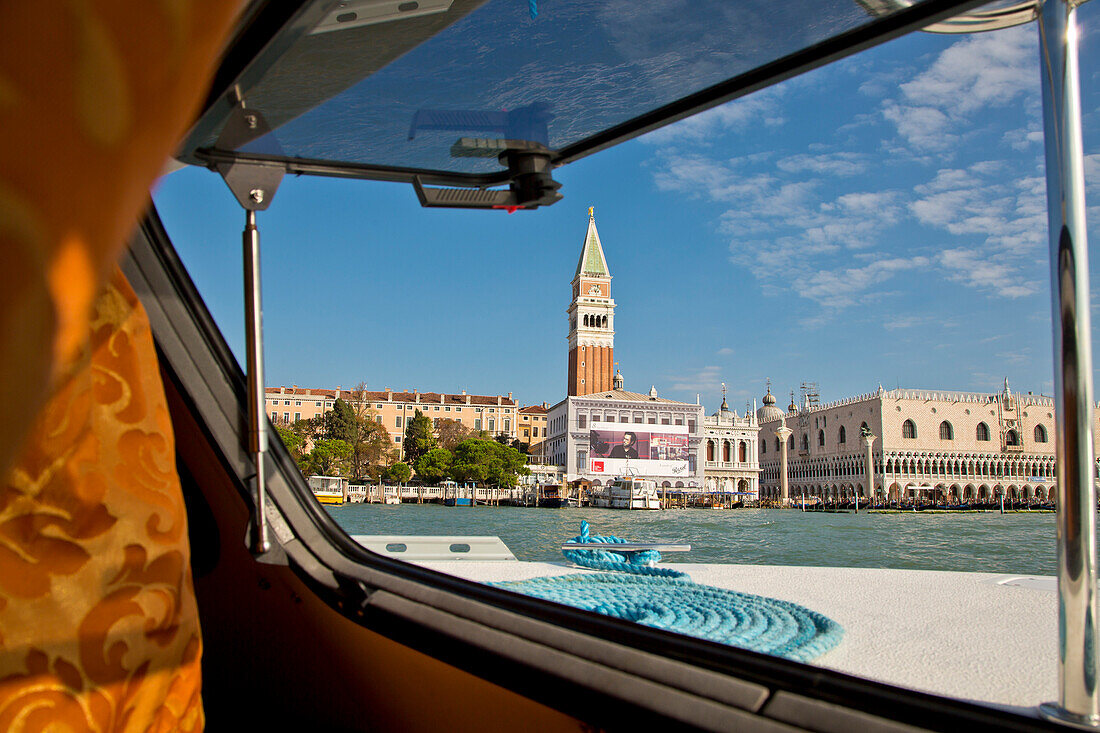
[0,270,203,731]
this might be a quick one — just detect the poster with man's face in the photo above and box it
[587,421,691,476]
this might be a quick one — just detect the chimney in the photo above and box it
[440,393,445,404]
[414,389,420,402]
[508,392,512,401]
[542,401,547,409]
[497,395,502,406]
[386,388,392,401]
[292,384,298,390]
[279,386,285,394]
[335,387,341,399]
[465,394,470,405]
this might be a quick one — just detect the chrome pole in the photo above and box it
[244,209,270,554]
[1037,0,1098,726]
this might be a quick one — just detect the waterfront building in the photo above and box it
[548,381,705,488]
[518,403,549,457]
[265,386,518,460]
[701,389,761,500]
[757,380,1069,503]
[567,207,616,396]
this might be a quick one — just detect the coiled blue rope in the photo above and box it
[492,522,843,662]
[561,520,688,578]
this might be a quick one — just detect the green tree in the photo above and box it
[386,462,411,483]
[275,425,304,458]
[402,409,436,467]
[322,398,357,443]
[415,448,452,484]
[494,432,510,445]
[450,439,530,488]
[303,438,351,476]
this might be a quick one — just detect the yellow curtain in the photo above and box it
[0,2,243,729]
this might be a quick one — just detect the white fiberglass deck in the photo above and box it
[421,561,1056,710]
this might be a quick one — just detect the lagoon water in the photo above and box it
[328,504,1061,576]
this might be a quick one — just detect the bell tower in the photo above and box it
[568,207,615,396]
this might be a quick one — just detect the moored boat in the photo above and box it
[308,475,348,505]
[590,477,661,510]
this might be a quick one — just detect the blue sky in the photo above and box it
[155,5,1100,414]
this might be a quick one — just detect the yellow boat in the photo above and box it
[309,475,348,505]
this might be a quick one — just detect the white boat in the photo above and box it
[590,478,661,510]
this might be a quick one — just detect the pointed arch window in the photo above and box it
[902,420,917,439]
[800,434,808,451]
[1006,429,1020,447]
[788,435,794,450]
[939,421,953,440]
[838,426,846,444]
[976,422,990,441]
[761,439,767,455]
[1034,424,1048,443]
[817,429,825,447]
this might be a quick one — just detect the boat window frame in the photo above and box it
[124,206,1062,731]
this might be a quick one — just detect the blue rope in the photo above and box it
[562,520,688,578]
[491,522,843,662]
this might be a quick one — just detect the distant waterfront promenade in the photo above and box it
[327,504,1065,576]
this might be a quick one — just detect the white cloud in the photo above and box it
[1003,127,1043,151]
[909,161,1045,296]
[937,248,1039,297]
[667,366,724,393]
[641,89,784,146]
[717,347,734,355]
[776,152,867,177]
[793,257,930,310]
[884,315,925,330]
[883,26,1038,152]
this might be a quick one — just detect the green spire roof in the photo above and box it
[575,208,610,278]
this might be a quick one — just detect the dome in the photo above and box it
[756,385,784,422]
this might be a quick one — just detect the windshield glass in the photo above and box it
[156,0,1100,716]
[181,0,939,175]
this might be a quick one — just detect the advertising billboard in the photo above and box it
[586,421,693,477]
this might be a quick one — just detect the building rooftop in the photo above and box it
[267,386,517,407]
[568,388,694,406]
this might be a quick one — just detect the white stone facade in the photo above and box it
[701,400,760,500]
[547,388,705,488]
[757,382,1088,502]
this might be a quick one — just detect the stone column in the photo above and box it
[776,423,792,506]
[863,433,877,506]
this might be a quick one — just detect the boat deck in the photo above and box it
[420,561,1055,712]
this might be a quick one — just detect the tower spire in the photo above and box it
[567,207,615,396]
[575,208,611,278]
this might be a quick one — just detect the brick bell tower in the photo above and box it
[568,207,615,396]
